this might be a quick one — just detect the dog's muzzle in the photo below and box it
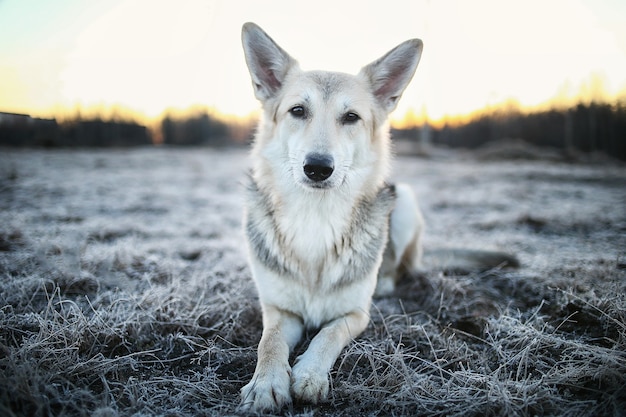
[303,153,334,182]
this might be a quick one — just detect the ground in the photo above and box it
[0,146,624,416]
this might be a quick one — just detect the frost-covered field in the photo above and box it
[1,147,624,416]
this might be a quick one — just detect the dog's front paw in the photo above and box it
[291,362,329,404]
[240,367,292,412]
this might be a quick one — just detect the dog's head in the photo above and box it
[242,22,422,193]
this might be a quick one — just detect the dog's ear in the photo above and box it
[242,22,297,101]
[360,39,423,113]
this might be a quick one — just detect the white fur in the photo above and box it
[376,183,424,295]
[240,22,423,411]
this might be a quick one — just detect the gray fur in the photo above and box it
[245,175,396,287]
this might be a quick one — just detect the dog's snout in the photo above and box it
[303,154,334,182]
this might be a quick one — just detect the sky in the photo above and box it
[1,0,625,125]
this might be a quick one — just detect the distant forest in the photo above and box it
[160,112,233,146]
[0,111,238,148]
[1,101,625,160]
[0,116,153,148]
[398,102,626,160]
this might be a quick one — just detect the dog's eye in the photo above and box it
[342,112,360,124]
[289,106,306,119]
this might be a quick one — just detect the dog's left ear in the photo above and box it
[360,39,423,113]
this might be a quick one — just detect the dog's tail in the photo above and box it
[422,248,519,274]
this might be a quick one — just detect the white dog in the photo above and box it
[239,22,515,412]
[239,22,423,411]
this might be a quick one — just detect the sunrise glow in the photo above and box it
[1,0,625,126]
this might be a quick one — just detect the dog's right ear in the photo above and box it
[241,22,297,101]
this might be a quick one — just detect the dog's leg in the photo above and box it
[375,183,423,296]
[240,305,304,411]
[291,309,370,403]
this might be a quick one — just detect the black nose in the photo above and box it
[303,154,334,182]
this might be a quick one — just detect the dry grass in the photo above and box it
[1,147,624,416]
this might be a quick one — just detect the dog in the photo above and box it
[239,22,516,412]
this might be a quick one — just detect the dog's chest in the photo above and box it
[245,179,396,288]
[279,199,347,263]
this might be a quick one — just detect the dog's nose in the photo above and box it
[303,154,334,182]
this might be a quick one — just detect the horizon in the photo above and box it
[1,0,625,128]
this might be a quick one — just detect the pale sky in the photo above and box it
[1,0,625,124]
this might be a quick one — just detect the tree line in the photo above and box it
[160,112,232,146]
[0,110,240,148]
[0,114,152,147]
[1,102,624,160]
[394,102,626,160]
